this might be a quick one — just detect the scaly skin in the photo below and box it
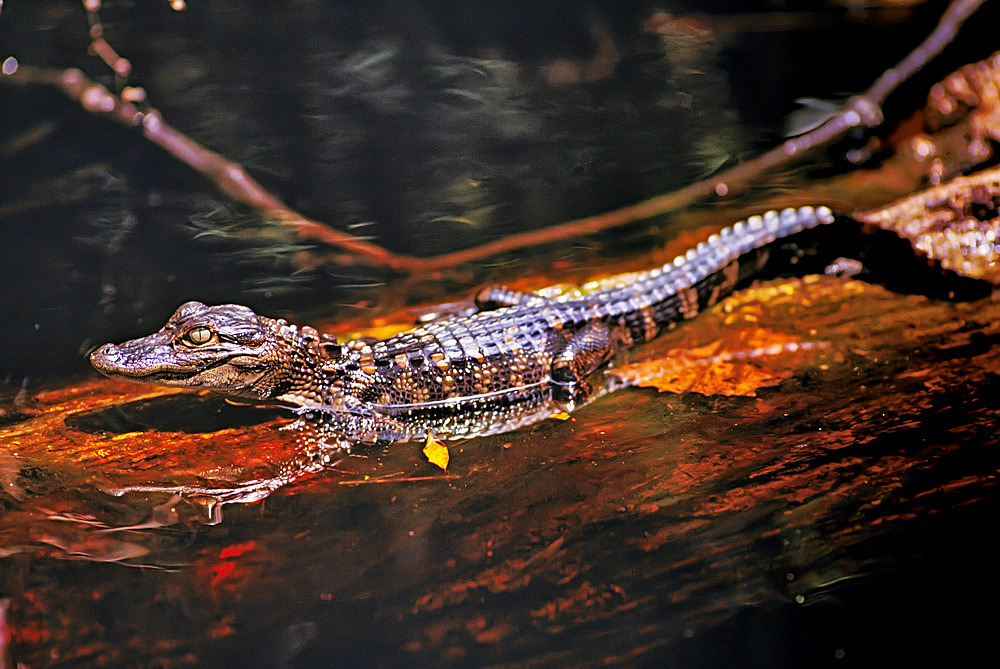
[90,206,990,450]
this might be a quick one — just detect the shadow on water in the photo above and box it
[64,395,286,435]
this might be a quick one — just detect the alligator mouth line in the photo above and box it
[92,367,200,383]
[91,353,247,383]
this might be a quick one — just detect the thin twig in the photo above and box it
[337,474,460,485]
[1,0,986,274]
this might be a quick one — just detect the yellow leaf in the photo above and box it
[550,412,571,421]
[422,433,450,470]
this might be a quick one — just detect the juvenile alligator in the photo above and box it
[90,207,991,451]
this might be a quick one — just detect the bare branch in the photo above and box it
[409,0,989,270]
[4,65,425,271]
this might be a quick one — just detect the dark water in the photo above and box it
[2,2,1000,667]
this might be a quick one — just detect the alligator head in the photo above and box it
[90,301,340,404]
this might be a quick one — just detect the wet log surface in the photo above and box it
[2,274,998,667]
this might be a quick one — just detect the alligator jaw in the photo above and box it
[89,343,198,384]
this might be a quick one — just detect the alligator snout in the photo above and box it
[89,343,122,373]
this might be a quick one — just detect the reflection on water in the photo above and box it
[65,394,284,435]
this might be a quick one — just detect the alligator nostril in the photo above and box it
[90,343,117,362]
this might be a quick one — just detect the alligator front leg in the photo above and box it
[549,320,632,410]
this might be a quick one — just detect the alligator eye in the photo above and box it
[184,326,213,345]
